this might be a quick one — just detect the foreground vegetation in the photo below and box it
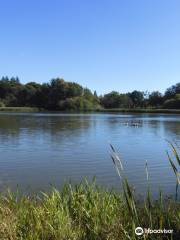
[0,143,180,239]
[0,76,180,111]
[0,182,179,240]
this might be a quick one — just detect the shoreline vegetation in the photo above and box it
[0,77,180,112]
[97,108,180,114]
[0,144,180,239]
[0,107,41,112]
[1,106,180,114]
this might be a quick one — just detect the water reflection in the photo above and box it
[0,113,179,196]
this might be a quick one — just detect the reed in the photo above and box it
[109,142,180,239]
[166,141,180,200]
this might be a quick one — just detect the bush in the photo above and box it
[58,97,100,111]
[163,99,180,109]
[0,101,5,107]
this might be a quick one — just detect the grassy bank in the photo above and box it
[0,107,180,114]
[97,108,180,114]
[0,143,180,239]
[0,182,179,240]
[0,107,43,112]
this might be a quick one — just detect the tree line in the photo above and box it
[0,77,100,110]
[100,84,180,109]
[0,76,180,110]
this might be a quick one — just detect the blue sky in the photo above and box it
[0,0,180,94]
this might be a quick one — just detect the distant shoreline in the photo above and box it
[96,108,180,114]
[0,106,180,114]
[0,107,42,112]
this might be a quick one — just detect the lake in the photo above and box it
[0,112,180,197]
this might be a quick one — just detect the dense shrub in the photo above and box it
[0,101,5,107]
[58,97,100,111]
[163,94,180,109]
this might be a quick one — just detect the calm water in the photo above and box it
[0,112,180,196]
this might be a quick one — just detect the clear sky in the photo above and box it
[0,0,180,94]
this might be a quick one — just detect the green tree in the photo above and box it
[101,91,120,108]
[165,83,180,99]
[163,94,180,109]
[148,91,163,107]
[129,91,144,107]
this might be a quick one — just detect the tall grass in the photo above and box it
[110,142,180,239]
[0,144,179,239]
[167,141,180,200]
